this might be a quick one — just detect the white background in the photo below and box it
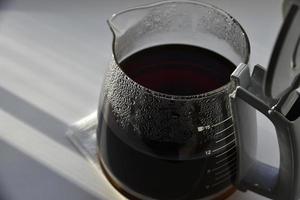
[0,0,282,199]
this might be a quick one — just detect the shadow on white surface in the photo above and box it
[0,140,103,200]
[0,86,77,153]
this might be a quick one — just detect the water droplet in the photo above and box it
[171,112,180,119]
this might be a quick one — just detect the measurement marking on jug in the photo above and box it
[198,117,232,132]
[215,169,236,181]
[215,164,236,176]
[215,145,236,158]
[216,151,236,164]
[215,124,233,136]
[212,157,236,172]
[197,125,211,132]
[212,176,233,188]
[216,171,236,183]
[216,132,234,143]
[205,150,212,156]
[211,116,232,128]
[212,139,236,153]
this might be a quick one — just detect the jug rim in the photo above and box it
[107,0,251,100]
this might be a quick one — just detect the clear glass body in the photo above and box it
[98,1,250,199]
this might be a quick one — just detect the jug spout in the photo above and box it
[107,0,250,66]
[107,1,176,64]
[107,7,147,36]
[107,17,119,36]
[107,6,150,63]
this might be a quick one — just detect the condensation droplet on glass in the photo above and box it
[171,112,180,119]
[153,15,160,22]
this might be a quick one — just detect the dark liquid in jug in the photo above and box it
[98,44,237,199]
[120,44,234,95]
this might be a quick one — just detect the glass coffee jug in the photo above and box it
[97,1,300,199]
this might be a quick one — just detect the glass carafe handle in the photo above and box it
[230,64,300,200]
